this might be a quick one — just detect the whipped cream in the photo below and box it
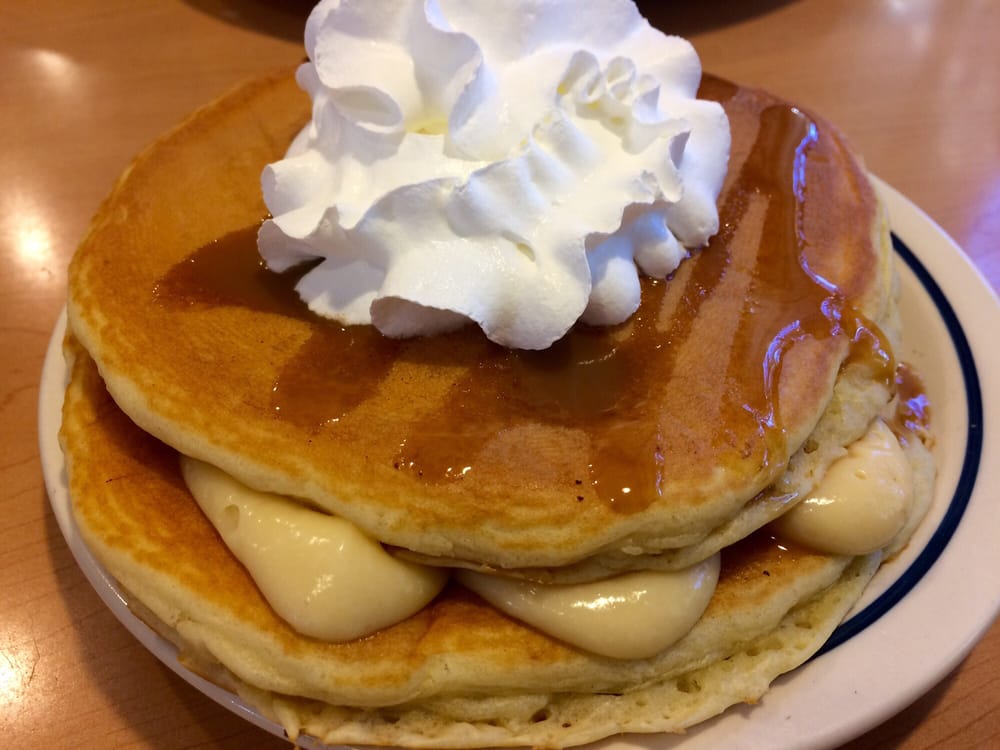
[259,0,730,349]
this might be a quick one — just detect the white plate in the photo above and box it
[39,178,1000,750]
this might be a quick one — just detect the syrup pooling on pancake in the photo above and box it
[155,224,316,319]
[155,226,404,430]
[393,288,672,510]
[889,362,933,446]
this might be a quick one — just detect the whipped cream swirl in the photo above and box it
[259,0,730,349]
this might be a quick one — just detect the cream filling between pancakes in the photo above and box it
[180,457,448,641]
[181,455,722,658]
[456,561,720,659]
[180,418,914,657]
[772,419,914,556]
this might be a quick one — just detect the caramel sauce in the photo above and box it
[155,225,400,430]
[888,362,932,445]
[842,314,896,383]
[708,100,892,482]
[155,79,894,516]
[271,326,401,432]
[155,224,315,319]
[394,285,669,508]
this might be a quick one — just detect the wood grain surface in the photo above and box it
[2,1,997,748]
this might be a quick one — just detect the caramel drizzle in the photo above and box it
[154,225,312,319]
[889,361,932,445]
[393,286,669,506]
[721,106,895,476]
[155,226,400,428]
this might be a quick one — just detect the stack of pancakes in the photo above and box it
[60,69,935,748]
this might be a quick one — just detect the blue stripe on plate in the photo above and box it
[814,233,985,656]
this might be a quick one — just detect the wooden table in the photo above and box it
[2,1,997,747]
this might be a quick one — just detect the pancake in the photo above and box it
[66,70,897,572]
[62,333,925,747]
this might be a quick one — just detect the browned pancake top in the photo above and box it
[66,70,890,568]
